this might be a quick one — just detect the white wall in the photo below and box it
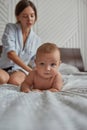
[78,0,87,70]
[0,0,87,70]
[0,0,19,43]
[34,0,87,70]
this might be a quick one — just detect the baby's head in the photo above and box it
[36,42,61,61]
[35,43,61,78]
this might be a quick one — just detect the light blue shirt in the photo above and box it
[0,23,41,74]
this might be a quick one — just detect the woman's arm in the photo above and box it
[7,51,32,73]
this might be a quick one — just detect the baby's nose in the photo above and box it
[45,65,51,71]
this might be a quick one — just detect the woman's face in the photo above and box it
[17,6,36,29]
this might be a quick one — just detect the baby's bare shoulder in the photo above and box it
[27,70,36,78]
[54,72,62,80]
[30,69,39,78]
[55,71,62,76]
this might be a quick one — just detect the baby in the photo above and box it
[20,42,63,92]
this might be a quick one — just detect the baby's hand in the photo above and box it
[20,86,30,93]
[32,89,42,92]
[49,88,59,92]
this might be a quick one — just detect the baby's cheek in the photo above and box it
[51,69,58,75]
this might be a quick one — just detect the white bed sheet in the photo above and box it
[0,72,87,130]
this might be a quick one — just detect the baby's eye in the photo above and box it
[40,63,45,66]
[51,63,56,67]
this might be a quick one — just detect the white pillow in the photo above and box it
[58,63,80,75]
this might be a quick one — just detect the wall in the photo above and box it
[0,0,19,43]
[34,0,87,70]
[0,0,87,70]
[78,0,87,70]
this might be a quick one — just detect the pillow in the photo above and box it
[58,63,80,75]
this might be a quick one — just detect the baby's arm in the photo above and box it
[20,71,34,93]
[49,72,63,92]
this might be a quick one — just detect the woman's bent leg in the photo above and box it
[8,70,26,86]
[0,69,9,84]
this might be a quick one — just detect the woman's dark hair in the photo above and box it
[15,0,37,21]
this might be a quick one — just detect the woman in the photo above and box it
[0,0,41,86]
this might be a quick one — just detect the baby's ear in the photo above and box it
[59,60,62,66]
[60,60,62,64]
[34,59,36,64]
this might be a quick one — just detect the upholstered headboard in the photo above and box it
[0,45,2,54]
[60,48,84,72]
[0,45,84,72]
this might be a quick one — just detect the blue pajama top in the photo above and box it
[0,23,41,74]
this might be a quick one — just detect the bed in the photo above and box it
[0,46,87,130]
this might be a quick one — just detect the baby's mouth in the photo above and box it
[44,72,51,75]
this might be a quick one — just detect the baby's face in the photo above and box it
[35,51,60,79]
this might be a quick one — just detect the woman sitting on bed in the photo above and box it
[20,43,63,92]
[0,0,41,86]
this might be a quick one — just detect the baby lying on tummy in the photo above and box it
[20,42,63,92]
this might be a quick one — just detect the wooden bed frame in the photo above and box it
[0,45,84,72]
